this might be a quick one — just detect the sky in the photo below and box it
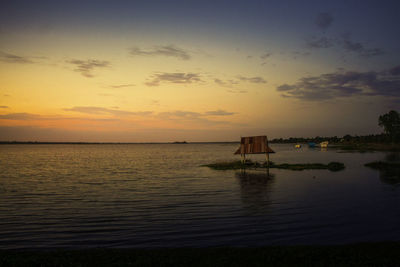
[0,0,400,142]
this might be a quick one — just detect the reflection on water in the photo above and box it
[385,152,400,162]
[378,168,400,185]
[379,152,400,185]
[235,170,275,214]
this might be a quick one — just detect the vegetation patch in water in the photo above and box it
[202,160,345,171]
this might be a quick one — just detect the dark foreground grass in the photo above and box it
[1,243,400,267]
[203,160,345,171]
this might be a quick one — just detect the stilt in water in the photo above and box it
[241,153,246,164]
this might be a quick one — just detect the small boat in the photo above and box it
[320,141,329,148]
[308,142,316,148]
[295,144,301,148]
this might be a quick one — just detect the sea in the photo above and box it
[1,143,399,249]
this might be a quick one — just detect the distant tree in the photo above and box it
[343,134,352,142]
[379,110,400,142]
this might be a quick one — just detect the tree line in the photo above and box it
[271,110,400,144]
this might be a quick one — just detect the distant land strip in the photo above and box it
[0,141,239,145]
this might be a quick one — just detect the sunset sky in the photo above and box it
[1,0,399,142]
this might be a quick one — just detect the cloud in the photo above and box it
[0,51,34,64]
[204,110,235,116]
[64,106,152,116]
[66,59,110,78]
[306,36,335,49]
[129,45,191,60]
[341,35,385,57]
[0,112,120,121]
[277,66,400,100]
[0,106,8,108]
[214,78,239,87]
[159,110,201,119]
[227,89,247,94]
[315,12,334,30]
[305,35,384,58]
[237,76,267,84]
[159,109,235,118]
[108,84,135,89]
[389,66,400,76]
[0,113,43,120]
[260,53,272,60]
[157,109,235,126]
[145,72,202,86]
[292,51,311,60]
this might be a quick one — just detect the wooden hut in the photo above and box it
[234,136,275,165]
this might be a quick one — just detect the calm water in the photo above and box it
[1,143,399,249]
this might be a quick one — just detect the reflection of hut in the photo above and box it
[235,171,274,213]
[234,136,275,165]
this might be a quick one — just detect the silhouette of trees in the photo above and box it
[379,110,400,142]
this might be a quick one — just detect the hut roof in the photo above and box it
[234,135,275,154]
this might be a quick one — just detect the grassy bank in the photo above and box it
[1,242,400,266]
[202,160,345,171]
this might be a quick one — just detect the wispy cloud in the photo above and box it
[389,66,400,75]
[237,76,267,84]
[204,110,235,116]
[306,36,335,49]
[315,12,334,30]
[66,59,111,78]
[159,109,235,118]
[260,53,272,60]
[292,51,311,60]
[305,34,384,58]
[227,89,247,94]
[0,113,43,120]
[341,35,385,57]
[108,84,135,89]
[129,45,191,60]
[0,106,8,109]
[277,65,400,100]
[0,51,34,64]
[214,78,239,87]
[0,112,119,122]
[64,106,152,116]
[158,109,235,126]
[145,72,202,86]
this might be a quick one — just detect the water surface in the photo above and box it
[0,143,399,249]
